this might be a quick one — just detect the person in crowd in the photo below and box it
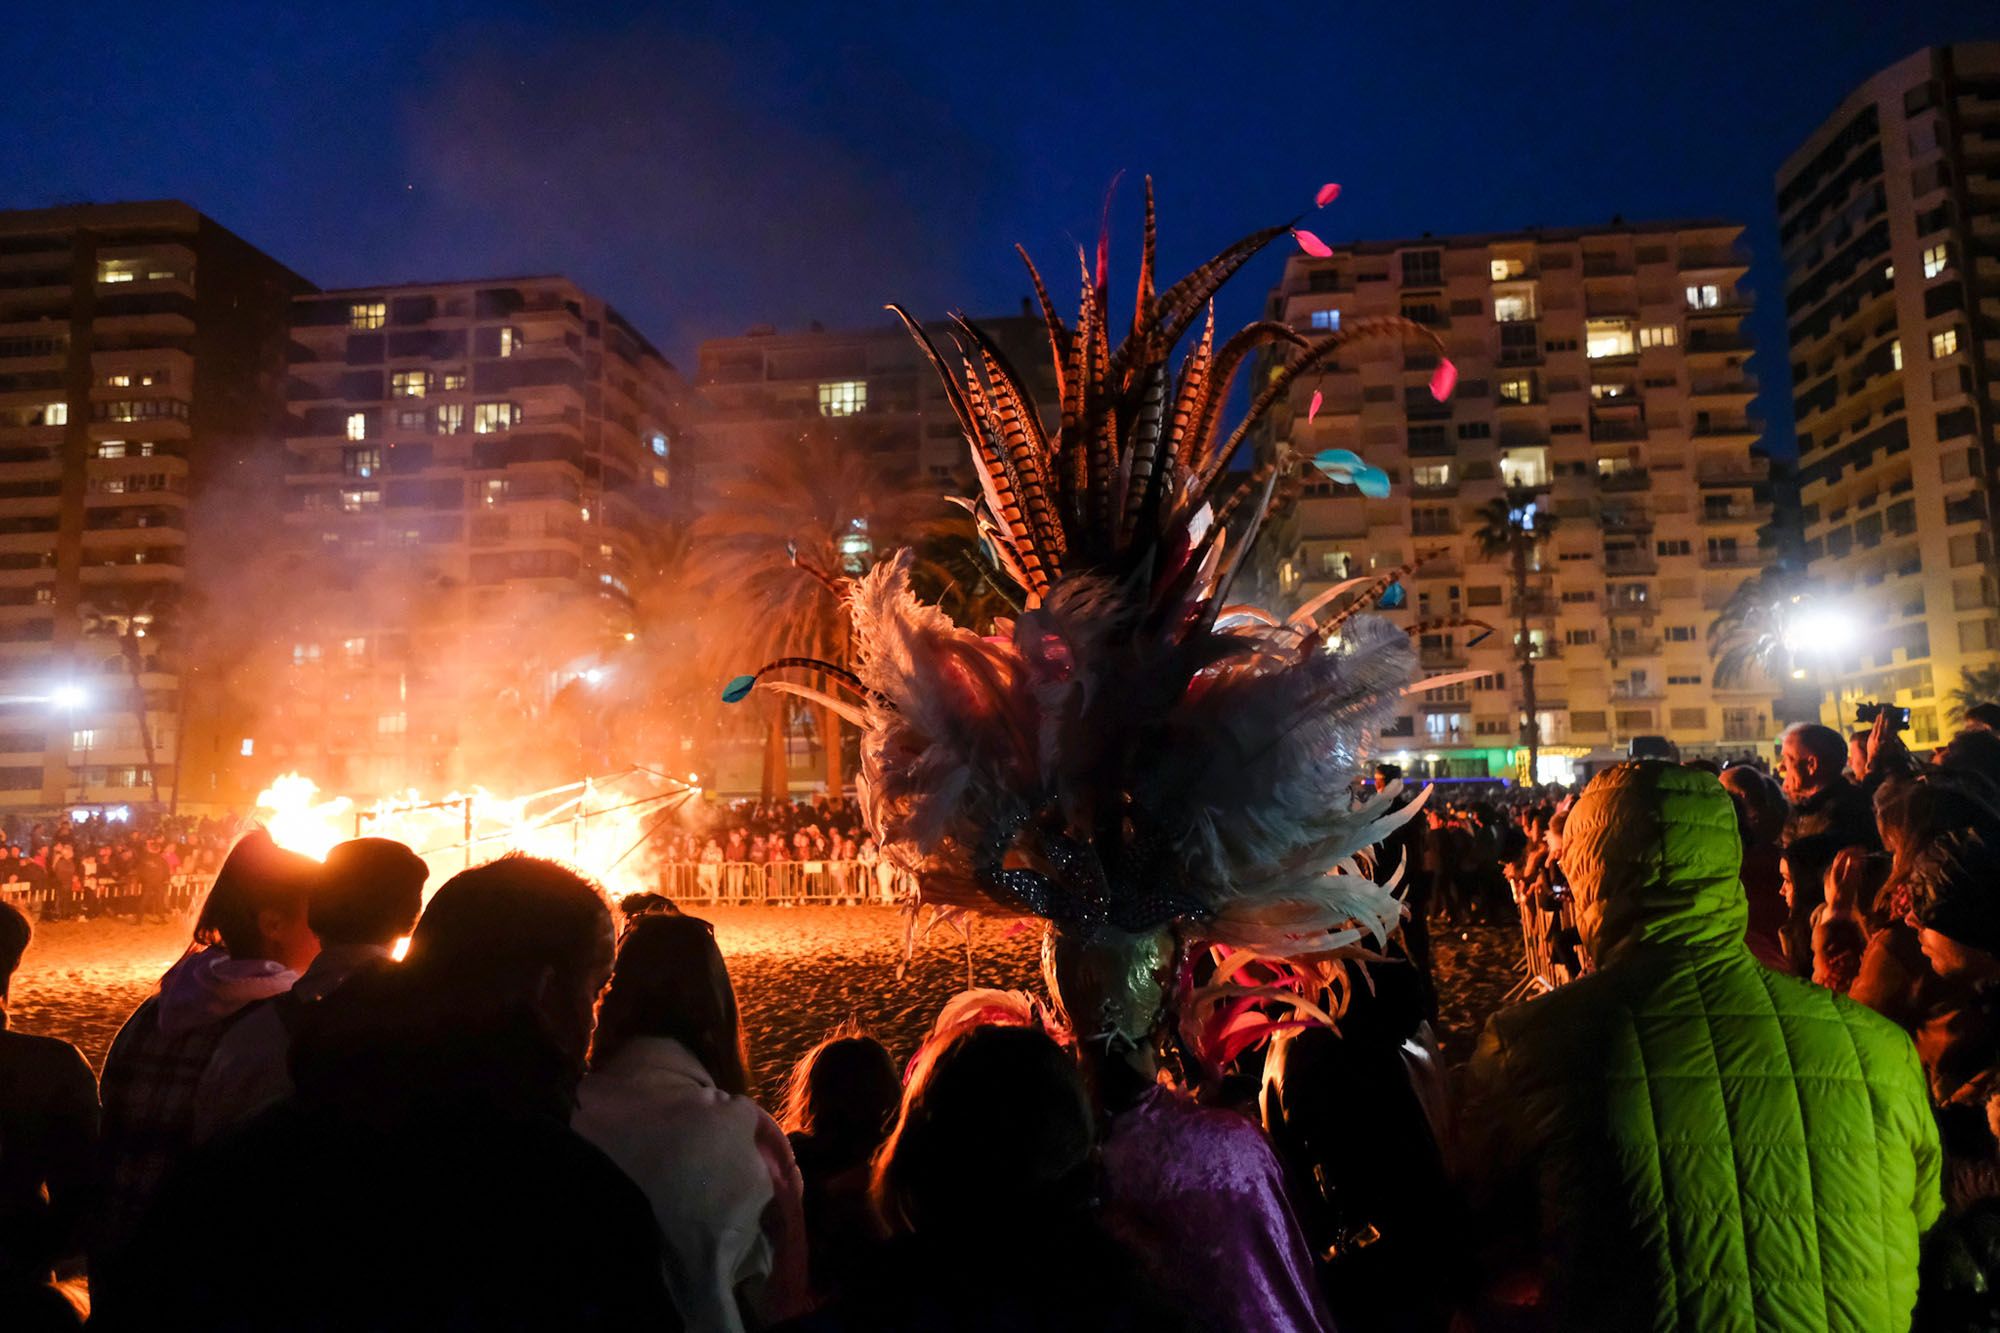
[98,854,675,1332]
[91,829,320,1297]
[132,836,172,924]
[574,912,808,1333]
[1460,761,1939,1331]
[1812,846,1883,994]
[1778,722,1881,968]
[1961,702,2000,734]
[1855,769,2000,1101]
[793,1024,1189,1332]
[1941,726,2000,790]
[1373,763,1434,1019]
[0,901,96,1297]
[780,1031,903,1303]
[1720,763,1789,968]
[42,842,77,923]
[1046,931,1334,1333]
[193,837,429,1141]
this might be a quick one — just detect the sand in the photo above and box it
[9,908,1522,1103]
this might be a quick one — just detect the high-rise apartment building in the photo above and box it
[1779,43,2000,747]
[273,278,691,794]
[0,201,308,810]
[1260,222,1774,781]
[696,314,1057,488]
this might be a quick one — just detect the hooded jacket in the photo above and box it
[1462,762,1940,1331]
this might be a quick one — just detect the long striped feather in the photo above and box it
[1119,360,1169,544]
[1167,306,1217,467]
[1015,244,1069,407]
[1183,320,1311,479]
[1132,175,1158,348]
[949,316,1063,559]
[1112,222,1291,387]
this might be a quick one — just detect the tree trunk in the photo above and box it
[1516,543,1541,785]
[126,636,161,806]
[822,704,844,797]
[761,707,785,802]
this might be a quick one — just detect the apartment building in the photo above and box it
[1780,43,2000,746]
[1260,222,1775,782]
[696,312,1058,489]
[274,278,691,794]
[0,201,308,810]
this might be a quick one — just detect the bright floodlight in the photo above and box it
[49,684,87,711]
[1784,604,1857,657]
[583,668,606,686]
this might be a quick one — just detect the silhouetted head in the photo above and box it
[873,1024,1093,1236]
[1779,723,1848,803]
[312,837,428,950]
[780,1030,901,1155]
[1907,829,2000,982]
[1962,703,2000,734]
[589,912,748,1096]
[0,898,28,1001]
[1941,728,2000,791]
[194,829,323,971]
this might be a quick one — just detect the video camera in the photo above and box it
[1855,701,1911,731]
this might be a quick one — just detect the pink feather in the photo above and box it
[1292,228,1332,259]
[1314,182,1341,207]
[1308,389,1323,424]
[1429,357,1458,402]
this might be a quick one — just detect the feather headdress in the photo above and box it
[732,181,1464,965]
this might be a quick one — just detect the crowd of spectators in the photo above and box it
[0,813,242,922]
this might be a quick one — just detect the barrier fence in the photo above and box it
[1506,879,1581,1000]
[2,872,209,920]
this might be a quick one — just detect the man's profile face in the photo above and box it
[1778,734,1819,803]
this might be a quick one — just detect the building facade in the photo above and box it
[1780,43,2000,746]
[271,278,690,795]
[1260,221,1774,782]
[0,201,308,810]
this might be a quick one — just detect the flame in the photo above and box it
[254,769,694,901]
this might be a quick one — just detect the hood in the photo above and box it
[156,948,298,1037]
[1561,761,1746,966]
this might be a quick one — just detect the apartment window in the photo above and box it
[391,370,429,399]
[1493,291,1537,323]
[1589,382,1629,400]
[1490,257,1526,281]
[436,403,466,434]
[342,637,368,660]
[1706,537,1739,562]
[339,488,380,513]
[1891,339,1903,371]
[1668,676,1703,688]
[395,408,428,433]
[98,264,135,284]
[1665,625,1697,642]
[1638,325,1678,349]
[473,402,519,434]
[377,713,407,736]
[1923,243,1949,280]
[651,467,669,488]
[1931,328,1958,359]
[1685,284,1720,310]
[1586,319,1635,359]
[1309,309,1341,331]
[349,302,387,331]
[480,479,509,506]
[42,402,66,426]
[1413,463,1452,487]
[1401,250,1443,286]
[345,412,368,441]
[1412,506,1455,535]
[1457,421,1492,440]
[1565,629,1597,646]
[650,433,669,457]
[498,327,522,358]
[342,447,380,478]
[1656,539,1691,556]
[1499,448,1548,488]
[442,371,467,391]
[95,442,127,460]
[819,381,867,417]
[1498,376,1534,403]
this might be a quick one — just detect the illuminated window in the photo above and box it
[1585,319,1635,359]
[349,302,386,330]
[96,441,126,460]
[342,637,367,659]
[1413,463,1452,487]
[1490,257,1526,281]
[98,263,135,284]
[1923,244,1949,280]
[498,327,522,358]
[1498,377,1535,403]
[442,371,467,391]
[339,488,379,513]
[342,447,380,478]
[377,713,407,735]
[1493,291,1536,323]
[818,381,867,417]
[1932,328,1959,359]
[651,467,669,488]
[435,404,465,434]
[391,370,428,398]
[105,373,131,388]
[1597,457,1634,476]
[1589,382,1628,400]
[292,642,322,664]
[481,479,510,506]
[1309,309,1341,331]
[473,402,519,433]
[650,433,669,457]
[1685,284,1720,309]
[346,412,368,441]
[42,402,66,426]
[1891,339,1903,371]
[1638,325,1678,349]
[1499,447,1548,487]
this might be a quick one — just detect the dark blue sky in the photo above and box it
[7,2,1994,449]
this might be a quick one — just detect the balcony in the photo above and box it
[1604,552,1659,576]
[1679,246,1749,271]
[1590,420,1648,444]
[1582,256,1632,278]
[1418,646,1469,670]
[1687,332,1751,356]
[1701,550,1763,570]
[1697,461,1768,487]
[1700,505,1758,525]
[1601,510,1655,533]
[1692,419,1759,440]
[1610,637,1664,658]
[1611,681,1667,701]
[1597,468,1650,491]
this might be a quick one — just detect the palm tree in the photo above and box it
[79,583,177,805]
[687,427,961,800]
[1473,487,1558,782]
[1708,568,1808,689]
[1950,663,2000,722]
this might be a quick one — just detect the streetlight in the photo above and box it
[49,683,89,805]
[1782,600,1860,725]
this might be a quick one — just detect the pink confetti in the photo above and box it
[1292,228,1332,258]
[1429,357,1459,402]
[1308,389,1323,423]
[1315,182,1341,207]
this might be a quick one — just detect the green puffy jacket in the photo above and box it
[1462,761,1941,1331]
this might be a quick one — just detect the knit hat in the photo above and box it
[1907,828,2000,954]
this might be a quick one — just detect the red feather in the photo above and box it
[1292,228,1333,258]
[1429,357,1459,402]
[1314,182,1341,207]
[1308,389,1323,424]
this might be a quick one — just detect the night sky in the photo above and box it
[7,2,1994,450]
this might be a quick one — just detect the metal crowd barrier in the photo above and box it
[1,871,207,919]
[1506,878,1580,1000]
[657,859,916,907]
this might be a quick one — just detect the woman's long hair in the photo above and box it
[588,913,750,1096]
[778,1027,901,1153]
[1873,770,2000,926]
